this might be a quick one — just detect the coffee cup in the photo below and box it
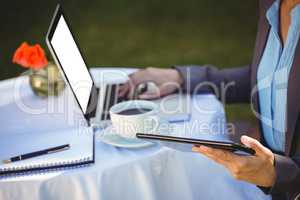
[109,100,160,139]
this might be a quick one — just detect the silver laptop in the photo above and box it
[46,4,190,127]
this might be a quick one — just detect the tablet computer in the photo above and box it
[136,133,256,155]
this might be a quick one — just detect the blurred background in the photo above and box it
[0,0,259,128]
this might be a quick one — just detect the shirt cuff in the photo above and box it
[268,154,299,195]
[173,65,215,94]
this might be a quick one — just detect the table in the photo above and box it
[0,68,271,200]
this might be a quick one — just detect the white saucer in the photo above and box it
[98,120,173,149]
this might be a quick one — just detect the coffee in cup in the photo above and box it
[109,100,160,138]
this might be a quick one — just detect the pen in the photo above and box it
[2,144,70,164]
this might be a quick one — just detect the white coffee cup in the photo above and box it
[109,100,160,139]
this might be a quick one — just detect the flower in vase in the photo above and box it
[12,42,48,70]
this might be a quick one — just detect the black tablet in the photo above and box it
[136,133,256,155]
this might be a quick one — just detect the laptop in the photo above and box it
[46,4,191,127]
[46,4,124,126]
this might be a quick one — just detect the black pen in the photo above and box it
[2,144,70,164]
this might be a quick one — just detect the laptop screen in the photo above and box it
[49,15,93,114]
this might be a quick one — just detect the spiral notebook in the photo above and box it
[0,127,94,176]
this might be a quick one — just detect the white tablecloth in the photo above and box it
[0,68,271,200]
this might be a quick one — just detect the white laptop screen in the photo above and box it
[50,15,93,114]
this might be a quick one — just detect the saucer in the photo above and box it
[98,120,173,149]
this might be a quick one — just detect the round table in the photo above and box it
[0,68,271,200]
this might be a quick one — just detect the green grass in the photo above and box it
[0,0,258,123]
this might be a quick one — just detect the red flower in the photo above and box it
[13,42,48,70]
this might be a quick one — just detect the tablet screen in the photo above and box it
[49,15,93,114]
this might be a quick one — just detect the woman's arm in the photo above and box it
[270,154,300,197]
[174,64,251,104]
[118,65,251,103]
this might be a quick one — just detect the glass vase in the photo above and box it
[29,62,65,97]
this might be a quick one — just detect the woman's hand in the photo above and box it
[192,135,276,187]
[118,67,183,99]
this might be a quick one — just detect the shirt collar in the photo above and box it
[266,0,300,28]
[290,3,300,25]
[266,0,280,30]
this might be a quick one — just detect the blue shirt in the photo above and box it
[257,0,300,152]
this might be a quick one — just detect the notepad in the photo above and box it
[152,94,191,123]
[0,127,94,176]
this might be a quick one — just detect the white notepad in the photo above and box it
[152,94,191,123]
[0,127,94,176]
